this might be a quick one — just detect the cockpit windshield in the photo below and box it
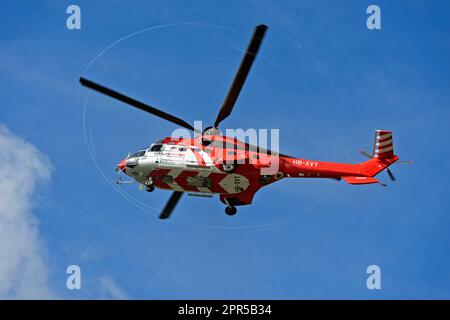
[128,150,146,159]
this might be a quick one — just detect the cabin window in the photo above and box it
[150,144,163,152]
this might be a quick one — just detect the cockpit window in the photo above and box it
[128,150,146,159]
[150,144,163,152]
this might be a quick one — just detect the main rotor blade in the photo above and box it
[159,191,184,220]
[214,24,268,128]
[80,77,196,132]
[360,150,373,159]
[386,168,396,181]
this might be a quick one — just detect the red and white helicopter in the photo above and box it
[80,25,410,219]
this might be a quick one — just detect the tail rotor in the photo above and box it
[359,129,412,182]
[359,149,412,182]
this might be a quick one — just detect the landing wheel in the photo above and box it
[145,184,155,192]
[225,206,237,216]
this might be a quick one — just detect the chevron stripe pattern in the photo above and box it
[373,130,394,159]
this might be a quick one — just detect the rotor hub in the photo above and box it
[203,126,222,136]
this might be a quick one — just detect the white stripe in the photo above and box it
[198,151,223,173]
[199,151,213,166]
[166,169,185,191]
[376,145,393,153]
[168,168,183,178]
[376,139,392,147]
[377,132,392,140]
[186,149,198,165]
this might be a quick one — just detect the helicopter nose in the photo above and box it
[117,158,126,173]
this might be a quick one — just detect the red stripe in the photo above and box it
[174,170,201,192]
[149,169,173,190]
[148,168,170,178]
[208,173,229,194]
[378,137,392,144]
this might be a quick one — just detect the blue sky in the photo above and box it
[0,0,449,299]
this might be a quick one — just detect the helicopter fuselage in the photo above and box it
[117,134,398,208]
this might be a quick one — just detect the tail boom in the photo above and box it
[278,130,399,185]
[280,155,398,185]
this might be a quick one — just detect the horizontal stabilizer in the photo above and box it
[342,176,382,185]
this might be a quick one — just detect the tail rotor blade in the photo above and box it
[386,168,396,181]
[397,160,413,164]
[360,150,373,159]
[159,191,184,220]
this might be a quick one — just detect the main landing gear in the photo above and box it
[223,197,237,216]
[225,206,237,216]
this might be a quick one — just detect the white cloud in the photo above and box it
[98,276,129,300]
[0,125,53,298]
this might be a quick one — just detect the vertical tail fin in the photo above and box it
[358,130,398,178]
[372,130,394,159]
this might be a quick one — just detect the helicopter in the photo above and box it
[80,25,409,219]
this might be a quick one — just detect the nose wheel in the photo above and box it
[145,178,154,192]
[225,206,237,216]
